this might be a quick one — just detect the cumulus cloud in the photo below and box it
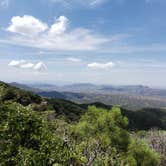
[8,60,47,71]
[66,57,82,62]
[88,62,115,69]
[33,62,47,71]
[8,60,27,67]
[4,15,109,51]
[20,63,34,69]
[49,16,68,36]
[7,15,48,36]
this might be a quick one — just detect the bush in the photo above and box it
[1,88,17,101]
[0,104,161,166]
[127,140,160,166]
[0,103,77,166]
[69,106,160,165]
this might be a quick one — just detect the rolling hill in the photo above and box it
[13,82,166,110]
[1,81,166,130]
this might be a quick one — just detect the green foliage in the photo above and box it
[48,98,86,121]
[0,103,160,166]
[0,81,42,106]
[0,103,77,166]
[127,140,160,166]
[82,102,166,130]
[1,81,166,130]
[133,129,166,166]
[69,106,160,165]
[70,106,129,149]
[0,82,162,165]
[122,108,166,130]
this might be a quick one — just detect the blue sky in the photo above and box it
[0,0,166,87]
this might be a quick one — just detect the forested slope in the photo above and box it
[0,81,165,165]
[0,81,166,130]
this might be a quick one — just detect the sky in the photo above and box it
[0,0,166,87]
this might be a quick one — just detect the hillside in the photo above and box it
[0,81,166,130]
[38,90,166,110]
[0,81,86,121]
[80,102,166,130]
[1,92,161,165]
[28,83,166,98]
[0,81,42,106]
[16,82,166,110]
[1,81,166,165]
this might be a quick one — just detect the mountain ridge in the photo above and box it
[0,81,166,130]
[9,82,166,110]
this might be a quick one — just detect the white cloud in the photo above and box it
[4,23,166,53]
[7,15,48,36]
[0,0,9,8]
[8,60,47,71]
[33,62,47,71]
[66,57,82,62]
[8,60,27,67]
[4,15,109,51]
[88,62,115,69]
[49,16,68,36]
[20,63,34,69]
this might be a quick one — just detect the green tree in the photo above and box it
[0,103,78,166]
[0,103,160,166]
[69,106,160,166]
[126,140,160,166]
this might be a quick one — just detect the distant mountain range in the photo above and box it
[10,82,166,110]
[1,81,166,130]
[18,82,166,97]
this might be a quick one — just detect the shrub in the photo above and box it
[69,106,160,165]
[0,103,77,166]
[127,140,160,166]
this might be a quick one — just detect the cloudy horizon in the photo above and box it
[0,0,166,87]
